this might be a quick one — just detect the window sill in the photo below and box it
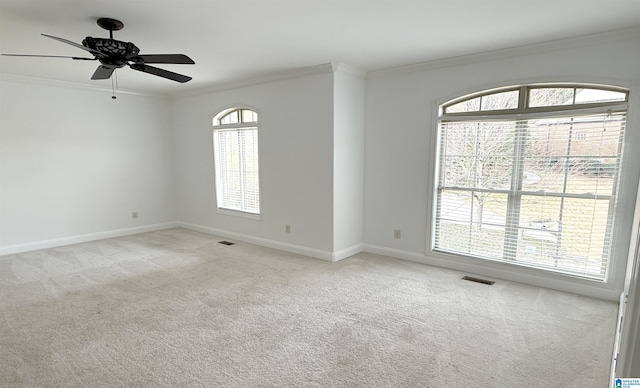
[216,208,262,221]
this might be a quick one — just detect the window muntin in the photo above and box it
[435,84,628,280]
[212,108,260,215]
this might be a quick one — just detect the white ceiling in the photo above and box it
[1,0,640,96]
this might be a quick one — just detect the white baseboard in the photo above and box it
[175,222,363,262]
[0,222,179,256]
[333,243,364,262]
[363,243,620,301]
[177,221,336,261]
[0,220,620,302]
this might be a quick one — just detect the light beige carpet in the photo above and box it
[0,228,617,387]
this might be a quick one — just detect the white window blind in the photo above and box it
[435,85,628,280]
[213,108,260,214]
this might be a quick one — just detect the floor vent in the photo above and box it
[462,276,495,285]
[218,241,235,246]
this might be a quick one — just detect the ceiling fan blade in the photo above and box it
[134,54,195,64]
[2,53,96,60]
[41,34,106,58]
[129,63,192,83]
[91,65,116,80]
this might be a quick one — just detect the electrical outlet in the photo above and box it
[394,229,401,239]
[285,224,291,233]
[132,212,138,219]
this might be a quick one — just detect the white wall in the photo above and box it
[364,30,640,299]
[333,65,365,256]
[172,70,336,255]
[615,80,640,378]
[0,78,176,253]
[0,65,361,261]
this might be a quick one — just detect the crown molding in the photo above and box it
[175,62,368,99]
[369,26,640,79]
[172,63,339,99]
[0,73,167,99]
[331,62,368,78]
[1,62,357,100]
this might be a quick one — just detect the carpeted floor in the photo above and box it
[0,228,617,387]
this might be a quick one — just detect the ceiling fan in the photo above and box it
[2,17,195,83]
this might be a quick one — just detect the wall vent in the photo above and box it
[218,241,235,246]
[462,276,495,285]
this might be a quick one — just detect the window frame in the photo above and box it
[432,83,630,281]
[212,106,261,219]
[441,84,628,119]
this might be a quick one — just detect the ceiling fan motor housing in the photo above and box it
[82,37,140,67]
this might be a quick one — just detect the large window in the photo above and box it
[212,107,260,215]
[434,85,628,280]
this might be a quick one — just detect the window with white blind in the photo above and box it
[434,85,628,280]
[213,108,260,215]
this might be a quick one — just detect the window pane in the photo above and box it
[240,129,260,213]
[480,90,519,111]
[574,88,627,104]
[528,88,574,107]
[517,196,563,267]
[516,195,609,276]
[436,189,610,277]
[214,127,260,214]
[220,110,239,125]
[444,97,480,113]
[558,197,610,275]
[214,130,242,208]
[440,121,514,190]
[437,190,509,228]
[522,158,616,197]
[242,109,257,123]
[524,114,622,195]
[435,190,507,259]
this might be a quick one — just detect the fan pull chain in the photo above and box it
[111,69,118,99]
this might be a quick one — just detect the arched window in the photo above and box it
[212,107,260,215]
[434,84,629,280]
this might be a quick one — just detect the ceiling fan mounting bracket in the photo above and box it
[97,18,124,32]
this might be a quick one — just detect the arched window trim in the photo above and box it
[213,106,259,129]
[441,83,629,120]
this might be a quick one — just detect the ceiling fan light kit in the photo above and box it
[2,17,195,88]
